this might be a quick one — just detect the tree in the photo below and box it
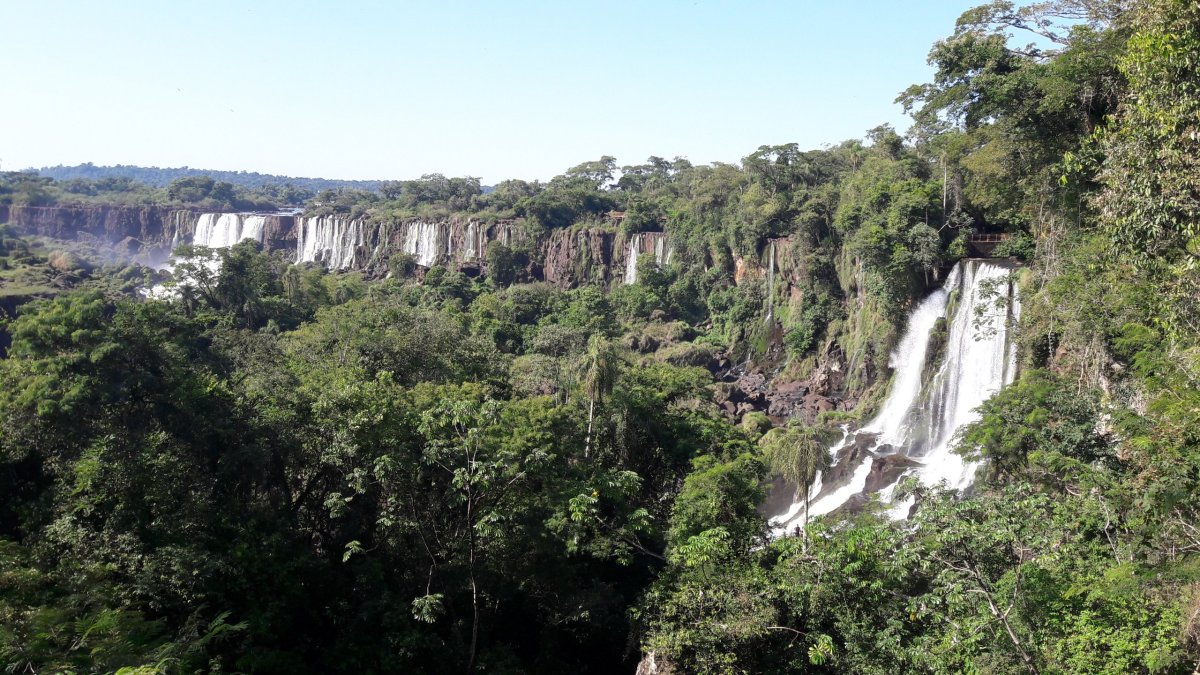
[955,369,1110,484]
[578,336,621,458]
[761,427,828,530]
[484,241,518,287]
[1094,0,1200,339]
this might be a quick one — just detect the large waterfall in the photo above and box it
[296,216,365,270]
[772,259,1021,528]
[192,213,267,248]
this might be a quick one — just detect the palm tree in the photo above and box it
[282,265,302,304]
[579,336,621,459]
[763,427,828,530]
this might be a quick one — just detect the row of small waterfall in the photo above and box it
[294,218,507,270]
[624,232,673,284]
[772,259,1021,529]
[178,212,675,280]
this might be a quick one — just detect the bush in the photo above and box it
[993,232,1035,260]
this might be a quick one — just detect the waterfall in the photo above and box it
[653,233,672,266]
[296,216,365,269]
[624,233,642,284]
[402,221,446,268]
[192,213,267,249]
[771,259,1021,528]
[241,215,266,244]
[463,221,483,259]
[169,211,189,248]
[624,232,672,284]
[766,241,776,323]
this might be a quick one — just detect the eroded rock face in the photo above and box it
[759,474,799,518]
[3,205,190,245]
[3,207,542,276]
[542,227,617,287]
[714,337,855,425]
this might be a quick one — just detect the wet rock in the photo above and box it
[767,397,794,417]
[863,454,921,494]
[853,433,880,453]
[808,342,848,396]
[817,432,877,499]
[801,393,836,415]
[838,492,871,516]
[774,380,807,395]
[542,227,617,287]
[758,474,798,518]
[736,371,767,395]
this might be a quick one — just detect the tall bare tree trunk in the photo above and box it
[584,397,596,458]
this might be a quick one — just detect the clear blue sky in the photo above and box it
[1,1,978,184]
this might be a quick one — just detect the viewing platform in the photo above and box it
[966,232,1011,257]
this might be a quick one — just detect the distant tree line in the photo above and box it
[36,162,384,194]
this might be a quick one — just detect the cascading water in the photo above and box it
[241,215,266,244]
[766,241,776,323]
[192,213,267,249]
[624,233,643,284]
[146,212,270,297]
[624,232,673,284]
[772,259,1020,529]
[296,216,365,270]
[654,233,672,266]
[402,221,447,268]
[463,221,483,259]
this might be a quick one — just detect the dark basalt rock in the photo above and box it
[863,453,921,494]
[541,227,618,287]
[816,432,878,499]
[757,474,799,518]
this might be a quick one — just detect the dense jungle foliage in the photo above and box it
[2,0,1199,672]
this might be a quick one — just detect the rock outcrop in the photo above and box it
[542,227,620,287]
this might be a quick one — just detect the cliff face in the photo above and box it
[542,228,620,287]
[1,205,188,245]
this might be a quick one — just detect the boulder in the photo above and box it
[863,453,922,494]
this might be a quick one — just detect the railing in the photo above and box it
[968,233,1011,243]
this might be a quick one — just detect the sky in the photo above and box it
[0,1,978,184]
